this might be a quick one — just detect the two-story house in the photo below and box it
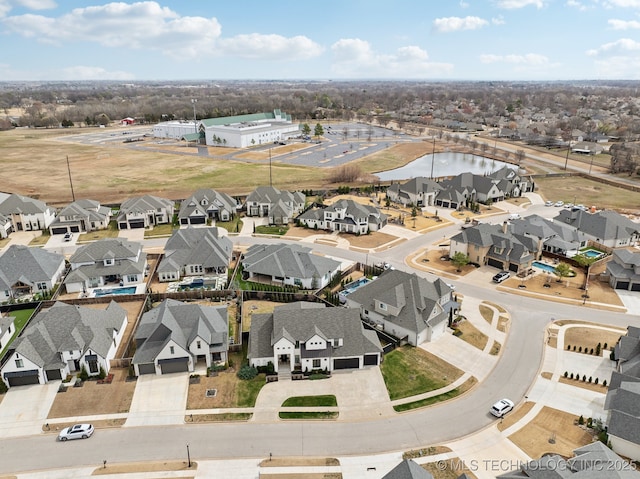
[0,193,56,232]
[1,301,127,387]
[554,209,640,249]
[345,269,456,346]
[64,239,147,294]
[178,188,238,226]
[606,249,640,291]
[132,299,228,375]
[244,186,305,225]
[298,199,387,235]
[48,199,112,235]
[117,194,175,230]
[386,177,442,207]
[249,302,382,373]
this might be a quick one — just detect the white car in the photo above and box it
[490,398,514,418]
[492,271,511,283]
[58,423,94,441]
[63,232,72,242]
[544,201,553,206]
[554,201,564,207]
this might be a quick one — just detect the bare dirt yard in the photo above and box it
[242,300,285,333]
[508,406,594,459]
[562,326,624,352]
[92,461,195,476]
[47,368,135,419]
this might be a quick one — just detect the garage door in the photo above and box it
[159,357,189,374]
[129,220,145,229]
[4,370,39,386]
[70,226,80,233]
[51,227,67,235]
[616,281,630,290]
[508,263,519,273]
[487,258,503,269]
[632,283,640,292]
[333,358,359,370]
[137,363,156,375]
[45,369,62,381]
[190,217,206,225]
[363,354,379,366]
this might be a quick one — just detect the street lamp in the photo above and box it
[191,99,198,138]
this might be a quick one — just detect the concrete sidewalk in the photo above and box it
[125,373,189,427]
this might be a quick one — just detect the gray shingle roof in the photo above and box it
[0,245,64,290]
[242,243,340,281]
[346,269,452,336]
[158,227,232,273]
[0,193,52,216]
[133,298,228,365]
[382,459,434,479]
[69,238,142,265]
[178,188,237,220]
[117,194,173,221]
[555,209,640,242]
[11,301,127,369]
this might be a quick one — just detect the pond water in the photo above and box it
[375,152,513,181]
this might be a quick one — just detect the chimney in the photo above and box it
[502,221,509,234]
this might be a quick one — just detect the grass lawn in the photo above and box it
[381,346,464,400]
[144,224,176,237]
[279,411,339,420]
[77,228,120,242]
[534,176,640,212]
[188,412,252,422]
[393,377,477,412]
[563,326,623,353]
[0,308,35,359]
[237,375,266,407]
[28,233,49,246]
[282,395,337,407]
[255,225,289,235]
[479,304,494,324]
[217,217,243,234]
[454,320,489,351]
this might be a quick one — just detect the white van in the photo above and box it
[508,213,521,220]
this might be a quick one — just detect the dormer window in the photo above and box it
[104,258,114,266]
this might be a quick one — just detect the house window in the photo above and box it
[88,359,98,374]
[127,275,137,282]
[15,359,23,368]
[105,258,114,266]
[196,341,201,349]
[379,302,387,310]
[170,346,175,354]
[37,282,47,290]
[313,359,321,368]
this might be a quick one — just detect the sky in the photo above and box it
[1,0,640,81]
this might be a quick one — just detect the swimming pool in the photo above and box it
[94,286,137,297]
[532,261,556,273]
[342,277,371,295]
[580,249,604,259]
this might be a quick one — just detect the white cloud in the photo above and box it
[479,53,549,64]
[433,16,488,32]
[586,38,640,56]
[1,1,324,61]
[492,15,506,25]
[61,65,135,80]
[0,0,55,18]
[590,56,640,78]
[566,0,593,10]
[604,0,640,7]
[330,39,453,78]
[608,18,640,29]
[495,0,545,8]
[218,33,323,60]
[459,0,470,7]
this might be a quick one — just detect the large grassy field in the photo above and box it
[533,176,640,212]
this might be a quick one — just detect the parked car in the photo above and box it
[58,423,94,441]
[545,200,553,206]
[554,200,564,207]
[490,398,514,418]
[507,213,521,220]
[492,271,510,283]
[63,232,72,242]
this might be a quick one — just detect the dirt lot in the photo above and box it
[47,368,135,419]
[455,320,489,351]
[187,370,239,409]
[242,300,285,333]
[508,406,594,458]
[92,461,195,475]
[563,326,624,352]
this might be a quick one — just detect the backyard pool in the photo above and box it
[580,249,604,259]
[532,261,557,273]
[342,277,371,295]
[94,286,137,297]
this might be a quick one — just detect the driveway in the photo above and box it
[0,382,59,437]
[118,228,145,242]
[125,373,189,427]
[616,290,640,315]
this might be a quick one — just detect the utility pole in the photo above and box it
[564,144,570,170]
[66,155,75,202]
[191,99,198,143]
[269,148,272,187]
[430,137,436,179]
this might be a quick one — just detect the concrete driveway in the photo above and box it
[0,382,59,437]
[125,373,189,427]
[118,228,145,242]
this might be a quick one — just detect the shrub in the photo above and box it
[564,371,568,378]
[573,345,576,351]
[78,365,89,381]
[582,375,587,382]
[595,377,599,385]
[596,343,601,356]
[98,366,107,380]
[604,342,608,350]
[578,415,584,425]
[578,346,582,353]
[570,373,574,379]
[236,365,258,380]
[0,380,7,394]
[603,379,608,387]
[566,344,571,350]
[590,348,594,355]
[588,376,592,383]
[587,417,593,427]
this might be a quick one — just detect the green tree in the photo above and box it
[314,123,324,139]
[553,262,572,283]
[450,252,469,272]
[301,123,311,136]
